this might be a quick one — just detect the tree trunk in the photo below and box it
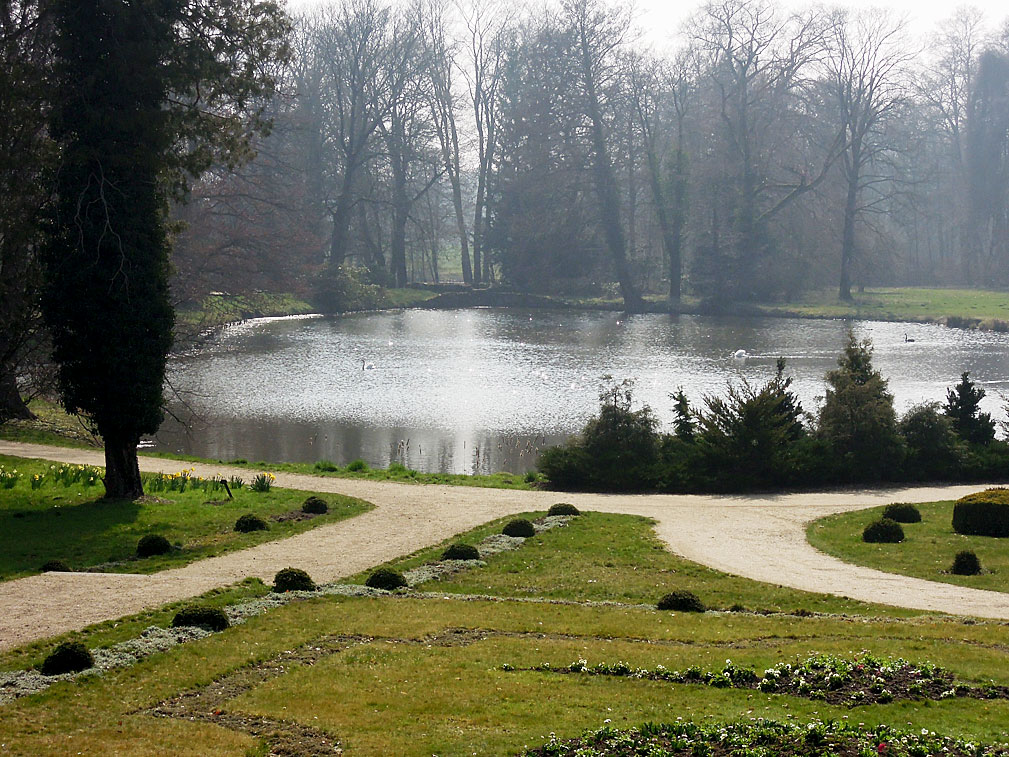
[103,433,143,500]
[838,168,859,301]
[0,368,33,422]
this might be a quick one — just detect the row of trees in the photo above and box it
[539,335,1003,492]
[171,0,1009,312]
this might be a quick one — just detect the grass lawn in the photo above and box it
[3,511,1009,755]
[808,499,1009,593]
[755,287,1009,326]
[0,454,371,581]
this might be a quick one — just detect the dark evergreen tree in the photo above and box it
[43,0,288,499]
[670,387,695,441]
[818,331,903,480]
[944,371,995,445]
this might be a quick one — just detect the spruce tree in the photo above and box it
[944,371,995,445]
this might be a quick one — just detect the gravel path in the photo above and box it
[2,441,1008,652]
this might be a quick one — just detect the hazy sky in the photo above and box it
[284,0,1007,47]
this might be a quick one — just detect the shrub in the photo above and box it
[944,372,995,445]
[40,559,71,572]
[657,590,705,613]
[953,488,1009,537]
[547,502,580,516]
[136,534,172,557]
[365,568,407,591]
[346,458,369,472]
[314,460,339,472]
[882,503,921,523]
[537,444,593,490]
[302,496,329,514]
[441,543,481,561]
[951,550,982,576]
[40,641,93,676]
[273,567,316,592]
[862,518,904,543]
[502,518,535,537]
[234,513,268,533]
[899,403,962,479]
[171,606,230,631]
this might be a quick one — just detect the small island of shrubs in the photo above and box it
[539,333,1007,494]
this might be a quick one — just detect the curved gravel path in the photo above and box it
[2,441,1008,651]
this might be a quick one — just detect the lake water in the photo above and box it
[153,309,1009,474]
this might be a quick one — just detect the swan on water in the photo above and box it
[904,333,915,343]
[361,359,375,370]
[732,349,748,359]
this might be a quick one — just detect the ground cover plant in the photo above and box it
[4,511,1009,754]
[0,455,370,581]
[808,498,1009,592]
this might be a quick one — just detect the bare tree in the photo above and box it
[563,0,643,312]
[827,10,912,300]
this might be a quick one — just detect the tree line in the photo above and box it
[171,0,1009,312]
[539,334,1005,493]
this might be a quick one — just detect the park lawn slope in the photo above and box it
[0,454,371,581]
[3,511,1009,754]
[807,499,1009,593]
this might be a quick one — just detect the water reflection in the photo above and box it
[155,310,1009,474]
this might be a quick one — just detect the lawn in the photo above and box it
[5,510,1009,755]
[0,454,371,581]
[807,499,1009,592]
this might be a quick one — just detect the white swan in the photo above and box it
[732,349,748,359]
[361,359,375,370]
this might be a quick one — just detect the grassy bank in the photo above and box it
[5,511,1009,755]
[807,498,1009,593]
[0,454,371,581]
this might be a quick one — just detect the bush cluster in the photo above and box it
[40,559,71,572]
[136,534,171,557]
[882,503,921,523]
[502,519,535,537]
[273,567,316,592]
[538,339,1009,494]
[302,496,329,514]
[862,518,904,543]
[171,606,230,631]
[366,568,407,591]
[951,550,982,576]
[40,641,93,676]
[234,513,268,533]
[547,503,580,516]
[442,543,481,561]
[952,489,1009,537]
[656,590,705,613]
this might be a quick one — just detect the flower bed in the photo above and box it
[524,719,1009,756]
[510,652,1009,707]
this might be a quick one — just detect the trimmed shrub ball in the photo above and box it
[882,503,922,523]
[40,641,93,676]
[136,534,172,558]
[953,488,1009,537]
[171,606,230,632]
[502,518,536,537]
[302,496,329,514]
[40,559,71,572]
[657,590,706,613]
[547,503,580,516]
[951,550,982,576]
[234,513,268,533]
[442,543,481,561]
[273,567,316,592]
[862,518,905,543]
[365,568,408,591]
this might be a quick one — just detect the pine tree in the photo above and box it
[944,371,995,445]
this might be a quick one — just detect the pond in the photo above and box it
[153,309,1009,474]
